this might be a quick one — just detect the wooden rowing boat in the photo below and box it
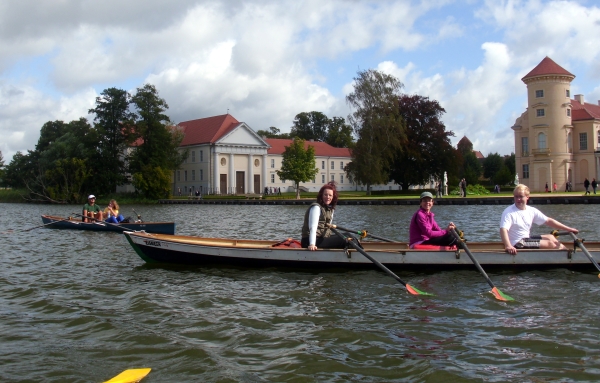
[41,215,176,235]
[123,231,600,269]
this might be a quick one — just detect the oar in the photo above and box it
[103,368,151,383]
[17,216,74,233]
[553,231,600,277]
[72,212,127,232]
[450,228,514,301]
[132,208,143,222]
[332,224,396,242]
[330,227,432,296]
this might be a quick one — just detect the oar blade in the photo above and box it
[406,284,434,296]
[490,287,514,301]
[103,368,151,383]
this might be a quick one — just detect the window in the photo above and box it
[598,131,600,150]
[200,150,203,162]
[191,151,195,162]
[192,170,195,181]
[568,132,572,153]
[177,171,180,182]
[523,164,529,179]
[331,161,334,170]
[566,89,570,98]
[200,169,203,180]
[271,159,275,168]
[521,137,528,156]
[184,171,188,181]
[321,174,325,183]
[331,174,335,181]
[536,109,545,117]
[270,174,275,183]
[538,133,546,149]
[535,90,544,98]
[312,178,315,183]
[580,133,588,150]
[340,174,344,184]
[567,109,571,117]
[340,161,344,169]
[321,161,325,170]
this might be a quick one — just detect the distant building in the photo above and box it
[512,57,600,192]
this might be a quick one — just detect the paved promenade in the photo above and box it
[159,193,600,206]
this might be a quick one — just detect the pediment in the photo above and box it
[217,123,269,147]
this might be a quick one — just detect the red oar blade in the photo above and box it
[490,287,514,301]
[406,284,434,296]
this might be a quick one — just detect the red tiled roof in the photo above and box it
[474,150,484,159]
[265,138,351,157]
[522,57,574,81]
[178,114,241,146]
[571,98,600,121]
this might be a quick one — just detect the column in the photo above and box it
[248,154,253,194]
[262,154,268,192]
[229,153,235,194]
[213,150,219,194]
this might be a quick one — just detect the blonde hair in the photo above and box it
[110,199,120,210]
[513,184,530,197]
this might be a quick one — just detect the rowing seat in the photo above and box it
[412,244,457,251]
[272,238,302,248]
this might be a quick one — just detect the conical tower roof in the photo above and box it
[521,56,574,82]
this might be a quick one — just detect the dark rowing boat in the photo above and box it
[41,215,176,235]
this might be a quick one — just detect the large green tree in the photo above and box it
[276,138,319,199]
[129,84,186,199]
[483,153,504,182]
[325,117,354,148]
[89,87,136,194]
[345,69,406,194]
[256,126,291,139]
[290,111,330,142]
[389,94,456,188]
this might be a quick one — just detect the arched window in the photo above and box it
[538,132,547,149]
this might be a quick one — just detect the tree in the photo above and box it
[494,165,513,186]
[463,152,482,186]
[276,138,319,199]
[129,84,185,198]
[290,112,329,142]
[89,87,136,194]
[483,153,504,182]
[326,117,354,148]
[504,153,516,178]
[256,126,291,139]
[389,95,456,188]
[0,150,4,186]
[345,69,406,194]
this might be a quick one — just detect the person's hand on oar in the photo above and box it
[552,230,600,278]
[451,228,514,301]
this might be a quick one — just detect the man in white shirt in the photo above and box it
[500,184,578,255]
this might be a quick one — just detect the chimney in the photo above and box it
[575,94,584,104]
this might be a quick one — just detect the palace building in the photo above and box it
[174,114,360,195]
[512,57,600,192]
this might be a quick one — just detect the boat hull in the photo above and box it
[41,215,176,235]
[123,231,600,269]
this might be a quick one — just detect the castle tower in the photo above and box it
[513,57,575,192]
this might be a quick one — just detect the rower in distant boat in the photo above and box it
[500,184,578,255]
[409,191,457,249]
[82,195,102,223]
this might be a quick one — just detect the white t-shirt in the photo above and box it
[499,204,548,246]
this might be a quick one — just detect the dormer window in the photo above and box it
[535,90,544,98]
[536,109,545,117]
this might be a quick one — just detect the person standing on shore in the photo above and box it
[584,178,590,195]
[592,178,598,194]
[500,184,578,255]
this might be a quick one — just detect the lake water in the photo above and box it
[1,202,600,382]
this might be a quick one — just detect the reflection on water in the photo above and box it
[1,203,600,382]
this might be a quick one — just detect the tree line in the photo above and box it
[274,69,515,196]
[2,84,185,202]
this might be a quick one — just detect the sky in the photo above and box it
[2,0,600,164]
